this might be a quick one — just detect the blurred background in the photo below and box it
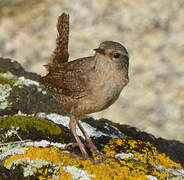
[0,0,183,142]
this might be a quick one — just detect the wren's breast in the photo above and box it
[86,70,128,113]
[98,78,124,110]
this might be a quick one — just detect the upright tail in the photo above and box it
[48,13,69,72]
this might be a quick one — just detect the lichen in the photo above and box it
[3,137,184,179]
[0,72,16,81]
[15,76,39,87]
[0,73,14,110]
[102,137,183,179]
[0,72,40,88]
[0,72,42,110]
[63,166,95,179]
[0,75,14,85]
[0,115,62,135]
[37,113,121,139]
[0,143,28,160]
[0,84,12,109]
[4,146,70,179]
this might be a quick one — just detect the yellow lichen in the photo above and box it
[57,171,72,180]
[102,137,182,179]
[3,137,183,180]
[4,146,72,179]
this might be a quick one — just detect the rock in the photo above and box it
[0,58,184,179]
[0,0,183,142]
[0,58,66,116]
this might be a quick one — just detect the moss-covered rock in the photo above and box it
[0,58,184,179]
[0,115,62,135]
[0,75,13,85]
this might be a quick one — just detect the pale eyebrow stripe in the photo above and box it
[122,52,129,57]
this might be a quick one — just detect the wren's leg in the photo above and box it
[76,120,107,158]
[69,116,89,159]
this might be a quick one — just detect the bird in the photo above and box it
[39,13,129,160]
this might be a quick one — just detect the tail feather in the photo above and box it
[48,13,69,72]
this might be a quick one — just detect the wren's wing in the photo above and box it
[49,13,69,71]
[40,56,95,99]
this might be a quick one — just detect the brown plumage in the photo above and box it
[48,13,69,71]
[40,13,129,160]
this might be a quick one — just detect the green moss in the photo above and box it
[0,115,62,135]
[0,75,13,85]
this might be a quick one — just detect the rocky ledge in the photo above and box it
[0,57,184,179]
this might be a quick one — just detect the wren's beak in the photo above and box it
[94,48,111,60]
[93,48,105,55]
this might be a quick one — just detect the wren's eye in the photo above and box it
[113,53,121,59]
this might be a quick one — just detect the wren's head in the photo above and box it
[94,41,129,71]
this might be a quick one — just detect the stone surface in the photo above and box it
[0,58,66,116]
[0,59,184,179]
[0,0,183,142]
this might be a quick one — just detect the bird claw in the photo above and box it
[87,143,108,159]
[69,153,110,165]
[66,142,81,149]
[69,152,89,160]
[67,142,108,161]
[91,149,108,159]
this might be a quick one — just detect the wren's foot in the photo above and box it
[69,152,91,161]
[70,151,91,160]
[68,142,107,159]
[76,120,107,159]
[66,142,86,149]
[69,153,110,165]
[88,142,107,159]
[66,142,107,160]
[66,142,89,159]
